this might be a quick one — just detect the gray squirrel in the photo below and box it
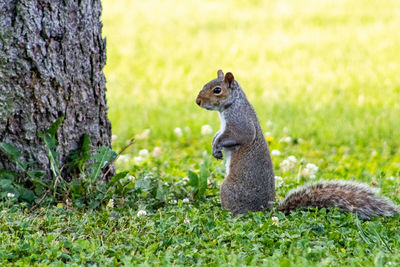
[195,70,400,219]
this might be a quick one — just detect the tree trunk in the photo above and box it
[0,0,112,180]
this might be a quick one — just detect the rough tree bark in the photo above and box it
[0,0,112,180]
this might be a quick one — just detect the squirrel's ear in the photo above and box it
[224,72,234,87]
[217,70,224,80]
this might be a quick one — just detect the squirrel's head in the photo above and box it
[196,70,236,111]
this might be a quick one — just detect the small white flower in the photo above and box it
[264,131,271,137]
[107,199,114,208]
[127,175,135,182]
[174,127,183,137]
[288,155,297,163]
[201,125,213,135]
[133,156,144,164]
[118,155,130,163]
[301,163,318,178]
[275,176,284,187]
[139,149,149,158]
[387,176,396,181]
[271,216,279,226]
[184,218,190,224]
[271,150,281,156]
[169,199,178,204]
[182,198,190,203]
[164,182,169,186]
[152,147,162,157]
[184,126,191,133]
[137,210,147,216]
[7,193,15,198]
[280,159,293,172]
[135,129,151,139]
[266,121,273,128]
[306,163,318,172]
[111,135,118,142]
[182,176,189,185]
[284,137,292,143]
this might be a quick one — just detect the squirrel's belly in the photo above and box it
[224,149,232,176]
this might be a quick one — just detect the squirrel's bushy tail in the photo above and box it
[277,180,400,219]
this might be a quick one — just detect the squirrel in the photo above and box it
[195,70,400,219]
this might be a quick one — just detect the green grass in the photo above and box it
[2,0,400,265]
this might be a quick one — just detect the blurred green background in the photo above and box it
[102,0,400,181]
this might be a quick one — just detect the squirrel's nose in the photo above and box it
[196,97,202,106]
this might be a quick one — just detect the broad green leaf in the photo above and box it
[18,187,36,202]
[187,170,199,188]
[46,116,65,138]
[88,146,117,183]
[0,169,17,181]
[0,142,22,162]
[198,156,210,197]
[135,179,151,191]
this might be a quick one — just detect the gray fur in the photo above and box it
[197,71,400,219]
[278,180,400,219]
[197,74,275,214]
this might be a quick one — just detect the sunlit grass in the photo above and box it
[2,1,400,266]
[103,0,400,179]
[103,0,400,149]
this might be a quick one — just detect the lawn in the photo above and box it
[1,0,400,265]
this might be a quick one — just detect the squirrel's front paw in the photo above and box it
[212,149,223,160]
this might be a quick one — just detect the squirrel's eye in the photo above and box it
[213,87,222,94]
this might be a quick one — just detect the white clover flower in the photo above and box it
[135,129,151,139]
[266,121,273,128]
[271,150,281,156]
[275,176,284,187]
[182,198,190,203]
[306,163,318,172]
[133,156,144,164]
[201,125,213,135]
[271,216,279,226]
[7,193,15,198]
[137,210,147,216]
[184,218,190,224]
[152,147,162,157]
[284,136,292,143]
[107,199,114,208]
[118,155,130,163]
[174,127,183,137]
[279,159,292,172]
[301,163,318,178]
[169,199,177,204]
[139,149,149,158]
[288,155,297,163]
[264,131,271,137]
